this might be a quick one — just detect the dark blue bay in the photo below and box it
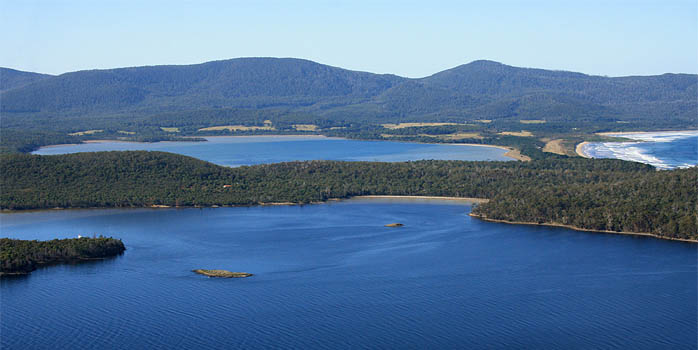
[2,199,696,349]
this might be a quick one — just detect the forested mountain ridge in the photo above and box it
[2,58,695,153]
[2,152,695,241]
[0,68,53,92]
[0,58,405,114]
[2,58,695,121]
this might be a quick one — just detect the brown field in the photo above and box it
[381,132,482,140]
[519,119,546,124]
[292,124,318,131]
[198,125,276,132]
[542,139,573,155]
[381,122,464,129]
[436,132,483,140]
[160,127,180,133]
[499,131,533,137]
[68,130,103,136]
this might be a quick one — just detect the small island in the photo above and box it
[0,236,126,276]
[385,223,404,227]
[193,269,253,278]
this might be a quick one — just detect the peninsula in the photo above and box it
[0,237,126,276]
[2,151,695,242]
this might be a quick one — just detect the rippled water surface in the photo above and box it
[33,136,511,166]
[583,131,698,169]
[2,199,696,349]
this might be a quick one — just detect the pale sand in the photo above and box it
[469,214,697,243]
[353,195,489,203]
[498,131,533,137]
[595,130,698,137]
[381,122,465,129]
[542,139,567,156]
[453,143,531,161]
[36,135,527,161]
[575,142,591,158]
[195,135,330,140]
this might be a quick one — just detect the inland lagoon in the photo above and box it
[33,136,513,166]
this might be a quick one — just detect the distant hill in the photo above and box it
[0,58,404,114]
[0,68,53,92]
[1,58,696,133]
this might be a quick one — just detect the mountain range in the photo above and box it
[1,57,696,129]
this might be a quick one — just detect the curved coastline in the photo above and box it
[33,135,524,161]
[575,142,591,158]
[595,129,698,137]
[3,195,691,243]
[469,214,697,243]
[581,130,698,169]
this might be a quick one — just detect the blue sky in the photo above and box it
[2,0,696,77]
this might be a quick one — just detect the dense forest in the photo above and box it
[1,58,695,153]
[2,151,695,241]
[0,237,126,275]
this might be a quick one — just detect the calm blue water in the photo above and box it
[583,131,698,170]
[33,136,511,166]
[2,199,696,349]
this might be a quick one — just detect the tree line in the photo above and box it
[0,237,126,275]
[2,151,695,240]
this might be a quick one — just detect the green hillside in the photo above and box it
[2,152,695,241]
[1,58,696,153]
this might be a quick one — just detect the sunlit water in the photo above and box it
[33,136,511,166]
[2,199,696,349]
[583,131,698,169]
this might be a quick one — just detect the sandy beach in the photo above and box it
[575,142,591,158]
[595,129,698,137]
[353,195,489,203]
[469,214,698,243]
[453,143,531,161]
[193,134,332,140]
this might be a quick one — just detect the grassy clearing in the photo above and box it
[542,139,570,155]
[474,119,492,123]
[68,130,103,136]
[381,122,464,129]
[117,130,136,135]
[435,132,483,140]
[499,131,534,137]
[160,127,180,133]
[198,125,276,132]
[292,124,318,131]
[520,120,546,124]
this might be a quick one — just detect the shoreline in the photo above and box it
[469,214,697,243]
[0,195,487,213]
[595,129,698,137]
[193,134,331,139]
[351,195,489,203]
[575,142,591,158]
[452,143,531,161]
[32,135,334,152]
[3,197,693,244]
[33,135,527,162]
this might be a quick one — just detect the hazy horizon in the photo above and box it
[2,1,696,78]
[3,56,696,79]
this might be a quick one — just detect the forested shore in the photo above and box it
[0,237,126,275]
[1,151,695,241]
